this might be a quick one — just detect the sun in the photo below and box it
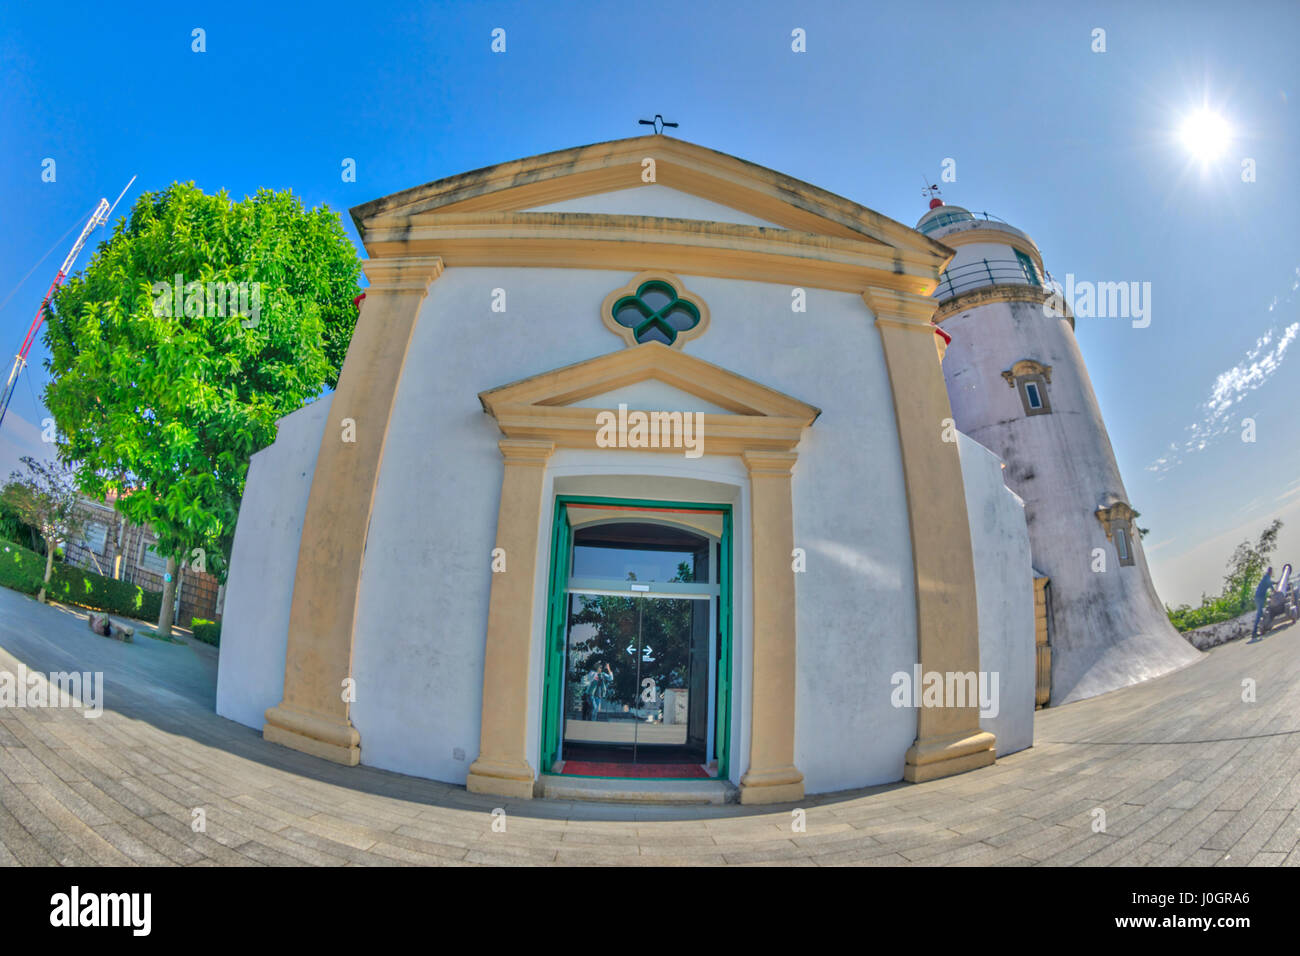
[1180,109,1232,162]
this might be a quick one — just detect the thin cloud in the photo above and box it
[1150,268,1300,475]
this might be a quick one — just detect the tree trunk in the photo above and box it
[156,555,178,638]
[38,537,54,604]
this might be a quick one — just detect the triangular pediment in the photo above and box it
[352,136,949,263]
[478,343,820,455]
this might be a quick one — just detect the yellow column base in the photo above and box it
[738,765,805,805]
[902,729,996,783]
[262,705,361,766]
[466,756,536,800]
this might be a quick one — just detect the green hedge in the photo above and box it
[0,538,162,621]
[190,618,222,646]
[1167,594,1250,633]
[0,539,47,593]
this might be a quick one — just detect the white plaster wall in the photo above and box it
[526,185,784,229]
[216,395,331,729]
[345,262,916,792]
[957,432,1035,755]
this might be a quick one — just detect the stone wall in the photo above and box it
[1181,610,1258,651]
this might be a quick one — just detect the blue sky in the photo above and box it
[1,0,1297,605]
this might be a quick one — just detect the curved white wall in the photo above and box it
[215,395,331,729]
[957,432,1036,755]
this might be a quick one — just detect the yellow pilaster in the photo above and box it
[263,256,443,765]
[738,450,805,805]
[466,438,556,799]
[864,289,996,783]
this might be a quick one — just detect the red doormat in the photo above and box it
[559,760,709,779]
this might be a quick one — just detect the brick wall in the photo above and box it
[65,500,222,627]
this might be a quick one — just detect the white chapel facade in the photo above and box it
[216,137,1042,803]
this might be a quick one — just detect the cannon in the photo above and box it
[1259,562,1299,634]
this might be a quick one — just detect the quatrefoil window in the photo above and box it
[600,272,710,349]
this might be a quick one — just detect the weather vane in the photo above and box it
[921,178,942,200]
[638,114,679,135]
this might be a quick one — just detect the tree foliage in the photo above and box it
[1167,518,1284,632]
[42,182,361,581]
[2,456,86,599]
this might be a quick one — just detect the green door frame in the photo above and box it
[538,494,734,780]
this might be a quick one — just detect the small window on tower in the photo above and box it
[1113,526,1135,567]
[1014,373,1051,416]
[1003,360,1053,417]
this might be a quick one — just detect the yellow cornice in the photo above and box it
[934,284,1073,328]
[360,255,444,293]
[861,288,942,328]
[490,405,811,454]
[361,213,943,296]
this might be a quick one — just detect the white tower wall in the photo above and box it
[924,205,1200,704]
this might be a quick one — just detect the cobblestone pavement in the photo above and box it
[2,584,1299,866]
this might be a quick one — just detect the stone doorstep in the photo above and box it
[537,774,738,806]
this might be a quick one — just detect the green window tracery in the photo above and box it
[610,280,702,346]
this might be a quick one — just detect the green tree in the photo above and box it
[1222,519,1283,609]
[43,183,362,635]
[1167,518,1284,631]
[1,457,85,604]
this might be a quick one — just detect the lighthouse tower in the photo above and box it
[919,199,1200,705]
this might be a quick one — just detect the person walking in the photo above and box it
[1252,566,1274,638]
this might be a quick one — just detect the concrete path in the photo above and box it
[2,584,1299,866]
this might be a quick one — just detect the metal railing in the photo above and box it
[918,209,1020,235]
[934,257,1058,301]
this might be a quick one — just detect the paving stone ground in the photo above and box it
[2,584,1299,866]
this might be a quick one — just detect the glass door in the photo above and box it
[562,593,707,769]
[550,510,721,778]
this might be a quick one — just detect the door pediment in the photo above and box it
[478,342,820,455]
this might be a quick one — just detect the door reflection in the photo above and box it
[563,593,707,765]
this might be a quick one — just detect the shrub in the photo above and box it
[0,539,48,593]
[0,537,162,620]
[46,566,163,620]
[1167,594,1249,633]
[190,618,222,646]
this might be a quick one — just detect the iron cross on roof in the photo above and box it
[638,115,679,135]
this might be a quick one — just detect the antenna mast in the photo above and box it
[0,176,135,432]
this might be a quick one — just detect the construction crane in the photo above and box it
[0,176,136,432]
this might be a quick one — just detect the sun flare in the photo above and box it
[1180,109,1232,162]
